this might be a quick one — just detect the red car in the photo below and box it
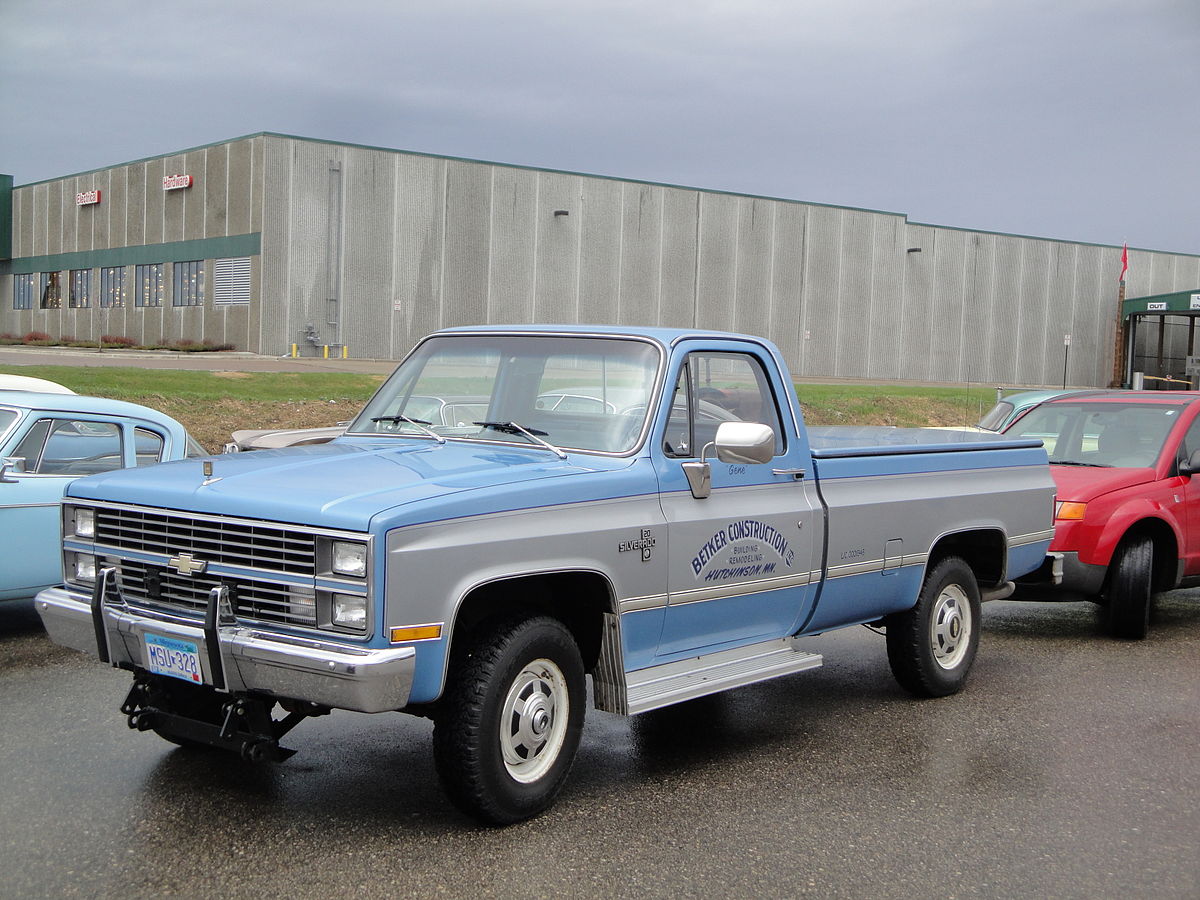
[1004,390,1200,639]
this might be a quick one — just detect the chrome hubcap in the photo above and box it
[931,584,972,670]
[500,659,569,783]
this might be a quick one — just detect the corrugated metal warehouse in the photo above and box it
[1,132,1197,386]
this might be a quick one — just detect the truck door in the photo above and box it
[653,347,822,658]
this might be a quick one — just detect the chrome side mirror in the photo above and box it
[682,423,776,499]
[713,422,775,465]
[0,457,24,483]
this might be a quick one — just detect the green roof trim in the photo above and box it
[3,233,261,275]
[1122,288,1200,318]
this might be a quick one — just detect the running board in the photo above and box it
[625,637,823,715]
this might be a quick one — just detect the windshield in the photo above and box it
[976,400,1015,432]
[348,334,662,454]
[1006,401,1184,467]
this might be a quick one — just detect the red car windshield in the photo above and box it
[1006,401,1186,468]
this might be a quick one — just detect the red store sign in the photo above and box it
[163,174,193,191]
[76,190,101,206]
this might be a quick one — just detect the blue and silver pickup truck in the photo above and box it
[37,325,1055,823]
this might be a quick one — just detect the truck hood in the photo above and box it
[1049,464,1157,502]
[66,438,620,531]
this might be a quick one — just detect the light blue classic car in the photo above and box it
[0,390,204,603]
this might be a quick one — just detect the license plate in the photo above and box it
[144,633,203,684]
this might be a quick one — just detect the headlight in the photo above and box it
[74,508,95,539]
[71,552,97,583]
[331,540,368,578]
[332,593,368,630]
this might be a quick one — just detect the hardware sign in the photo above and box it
[163,174,193,191]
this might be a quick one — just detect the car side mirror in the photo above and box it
[681,423,776,499]
[1179,448,1200,477]
[0,457,23,483]
[713,422,776,465]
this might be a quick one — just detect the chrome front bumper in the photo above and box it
[35,581,415,714]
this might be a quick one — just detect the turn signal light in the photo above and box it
[390,624,442,643]
[1055,501,1087,521]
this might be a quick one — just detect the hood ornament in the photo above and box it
[202,459,222,486]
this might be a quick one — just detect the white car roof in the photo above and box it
[0,374,75,394]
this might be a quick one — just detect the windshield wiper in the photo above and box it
[369,415,446,444]
[1049,459,1112,467]
[475,421,567,460]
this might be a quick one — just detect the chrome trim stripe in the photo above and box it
[825,559,884,579]
[619,593,668,613]
[0,501,59,510]
[1009,529,1055,546]
[668,569,819,606]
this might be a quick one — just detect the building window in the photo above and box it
[40,272,62,309]
[13,274,35,310]
[100,267,126,308]
[135,264,163,308]
[214,257,251,306]
[69,269,92,308]
[173,260,204,307]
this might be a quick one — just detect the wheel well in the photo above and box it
[1108,519,1178,595]
[927,530,1006,588]
[450,572,614,672]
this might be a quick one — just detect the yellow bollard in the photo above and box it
[342,345,348,359]
[323,345,329,359]
[291,343,298,358]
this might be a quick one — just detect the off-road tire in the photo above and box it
[433,616,585,825]
[886,556,981,697]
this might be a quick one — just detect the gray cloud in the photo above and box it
[1,0,1196,253]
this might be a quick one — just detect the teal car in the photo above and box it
[0,391,203,603]
[976,389,1103,432]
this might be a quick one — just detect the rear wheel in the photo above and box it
[433,616,585,825]
[1106,535,1153,640]
[886,556,981,697]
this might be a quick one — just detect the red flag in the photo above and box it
[1119,242,1128,282]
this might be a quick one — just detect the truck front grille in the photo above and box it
[116,560,317,627]
[78,505,367,632]
[95,507,317,573]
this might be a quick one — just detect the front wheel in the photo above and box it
[1106,535,1153,640]
[433,616,585,825]
[886,556,981,697]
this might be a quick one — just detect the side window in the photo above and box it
[13,419,123,475]
[1178,417,1200,467]
[10,419,52,472]
[134,428,166,466]
[663,352,785,459]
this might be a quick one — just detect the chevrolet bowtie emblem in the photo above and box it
[167,552,207,576]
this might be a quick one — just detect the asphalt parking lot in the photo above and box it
[1,593,1197,900]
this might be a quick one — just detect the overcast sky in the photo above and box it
[1,0,1196,255]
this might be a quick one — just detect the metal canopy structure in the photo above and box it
[1121,288,1200,388]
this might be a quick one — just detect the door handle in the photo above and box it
[772,468,806,479]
